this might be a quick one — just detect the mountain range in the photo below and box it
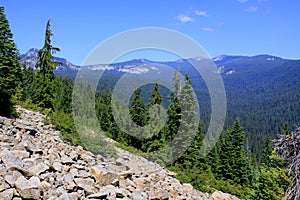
[20,48,300,155]
[20,48,284,76]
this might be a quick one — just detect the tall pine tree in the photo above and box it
[165,70,181,142]
[173,74,198,163]
[32,20,61,109]
[0,6,22,116]
[217,118,252,185]
[143,81,165,152]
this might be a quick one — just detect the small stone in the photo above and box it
[0,188,14,200]
[62,165,70,172]
[41,181,51,191]
[69,168,78,177]
[29,163,49,176]
[0,148,23,169]
[0,184,7,192]
[63,174,76,191]
[78,170,89,178]
[23,140,43,153]
[61,155,74,164]
[74,178,96,194]
[51,162,62,172]
[4,175,15,187]
[72,164,85,170]
[69,151,78,160]
[15,176,41,200]
[182,183,193,193]
[165,170,177,177]
[115,188,130,198]
[58,192,78,200]
[87,192,109,199]
[212,191,240,200]
[90,165,119,186]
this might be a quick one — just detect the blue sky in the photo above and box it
[2,0,300,64]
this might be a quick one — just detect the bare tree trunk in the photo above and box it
[274,127,300,200]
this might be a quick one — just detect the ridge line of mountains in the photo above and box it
[20,48,300,156]
[21,48,297,75]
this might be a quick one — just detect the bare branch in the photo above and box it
[274,127,300,200]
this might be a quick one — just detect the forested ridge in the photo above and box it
[1,6,299,199]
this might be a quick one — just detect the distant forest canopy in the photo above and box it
[52,57,300,157]
[21,44,300,157]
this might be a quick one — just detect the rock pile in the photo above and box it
[0,106,239,200]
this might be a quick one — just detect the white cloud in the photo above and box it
[245,6,258,12]
[238,0,249,3]
[177,14,194,23]
[202,27,214,32]
[195,10,208,17]
[218,21,224,26]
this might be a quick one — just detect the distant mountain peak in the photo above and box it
[20,48,80,72]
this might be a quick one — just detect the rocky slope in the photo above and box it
[0,107,239,200]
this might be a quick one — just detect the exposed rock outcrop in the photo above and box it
[0,106,239,200]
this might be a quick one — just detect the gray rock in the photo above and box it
[15,176,41,200]
[74,177,96,194]
[0,148,23,169]
[61,155,75,164]
[0,106,240,200]
[29,162,49,176]
[0,188,14,200]
[90,165,119,186]
[58,192,79,200]
[4,175,15,187]
[0,184,7,193]
[87,192,110,199]
[51,161,63,172]
[63,174,76,191]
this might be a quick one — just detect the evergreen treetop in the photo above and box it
[0,6,22,116]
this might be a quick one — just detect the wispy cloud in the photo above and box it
[195,10,208,17]
[177,14,194,23]
[202,27,214,32]
[245,6,258,12]
[237,0,249,3]
[218,21,225,26]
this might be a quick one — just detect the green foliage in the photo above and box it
[0,6,22,116]
[210,118,252,186]
[165,70,181,143]
[142,81,166,152]
[173,74,198,164]
[129,88,148,127]
[49,111,82,146]
[261,137,273,166]
[54,77,73,113]
[251,166,289,200]
[21,64,35,101]
[31,20,61,110]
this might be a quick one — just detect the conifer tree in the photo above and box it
[143,81,165,152]
[181,121,205,168]
[32,20,61,109]
[173,74,198,163]
[21,63,35,101]
[165,70,181,142]
[216,119,251,185]
[261,137,272,166]
[128,88,148,148]
[0,6,22,116]
[129,88,148,127]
